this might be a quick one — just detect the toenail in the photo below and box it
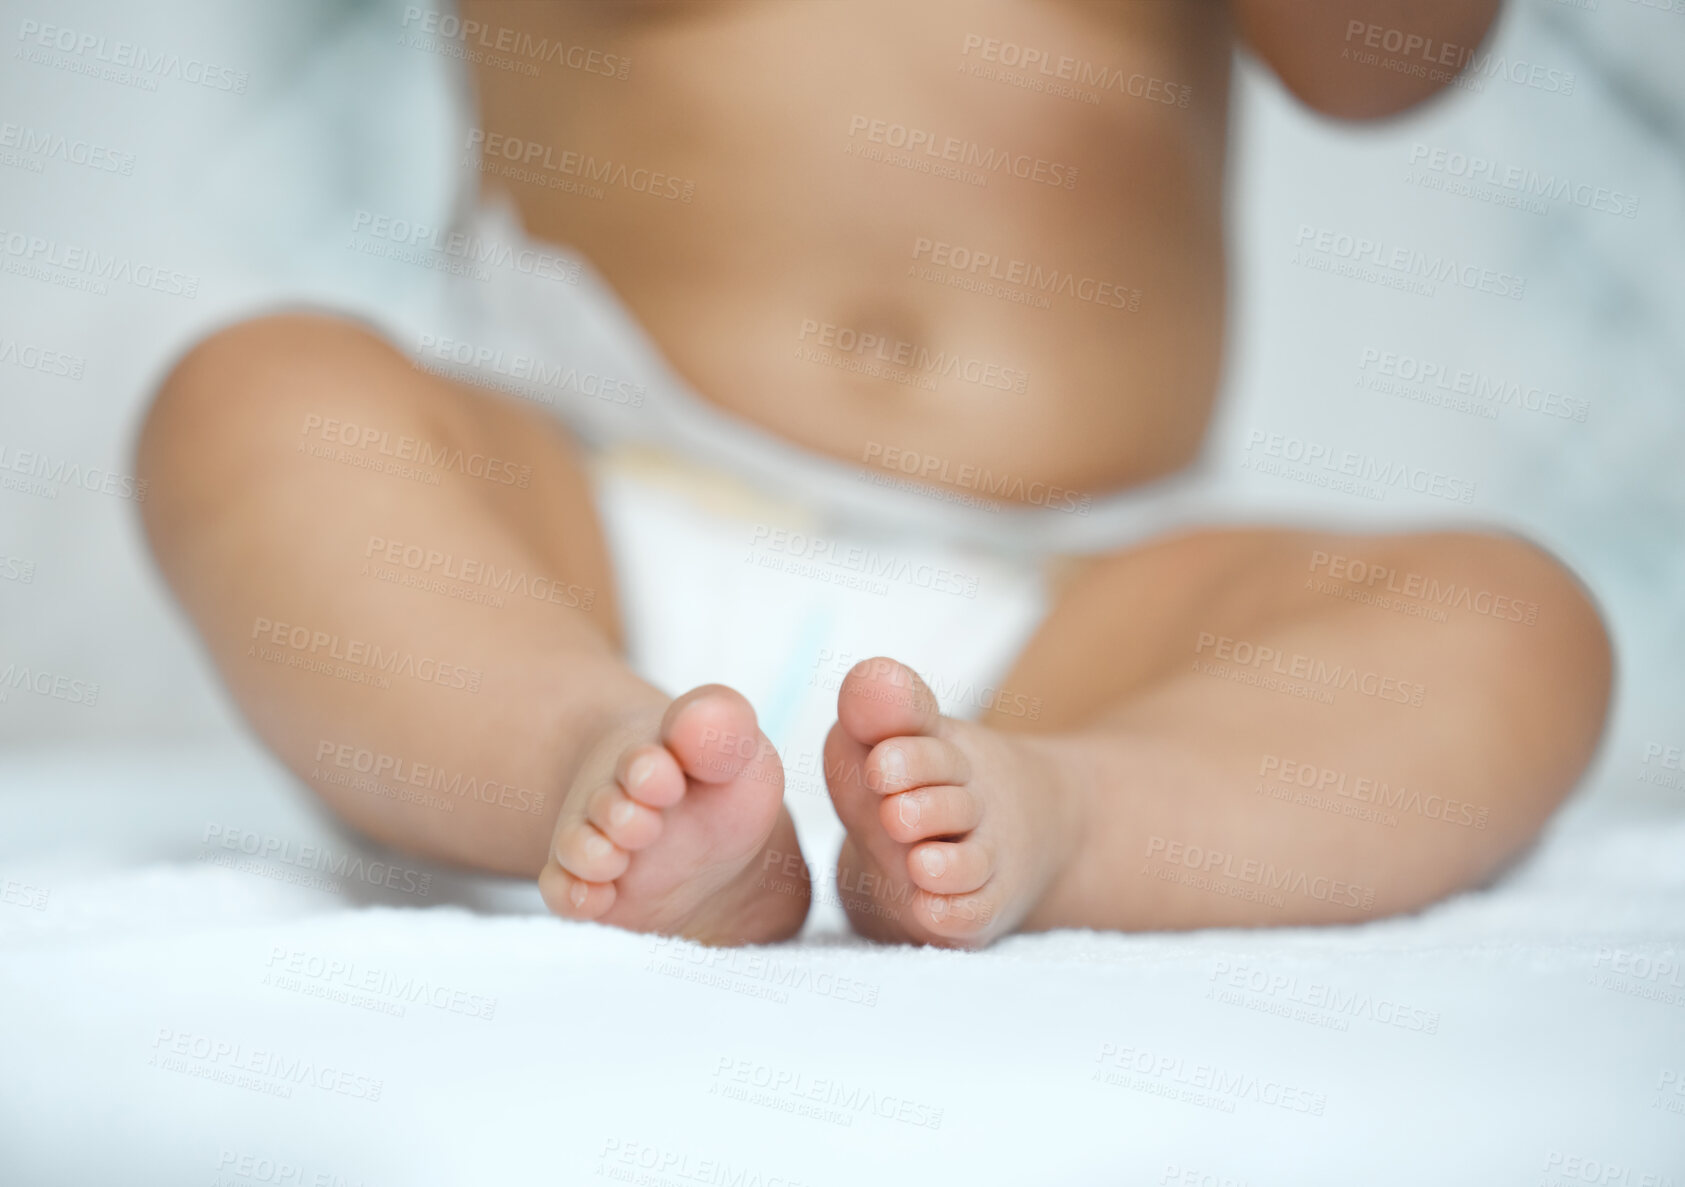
[879,747,907,790]
[569,881,588,908]
[897,794,920,829]
[585,833,613,859]
[610,800,636,828]
[626,753,656,789]
[920,847,947,877]
[927,894,949,919]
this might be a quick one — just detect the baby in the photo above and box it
[136,0,1610,946]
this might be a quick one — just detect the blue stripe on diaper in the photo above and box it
[760,607,834,754]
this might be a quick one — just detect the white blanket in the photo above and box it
[3,742,1683,1184]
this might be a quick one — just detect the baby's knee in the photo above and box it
[135,312,423,550]
[1460,531,1611,720]
[143,313,399,455]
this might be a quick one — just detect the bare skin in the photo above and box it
[136,0,1611,949]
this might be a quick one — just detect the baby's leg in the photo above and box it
[138,313,807,944]
[827,527,1610,944]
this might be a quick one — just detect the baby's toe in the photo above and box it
[588,784,664,850]
[552,821,631,883]
[908,838,991,895]
[838,657,942,747]
[880,784,980,844]
[867,734,969,796]
[617,743,685,808]
[539,862,617,921]
[913,890,997,946]
[662,684,765,784]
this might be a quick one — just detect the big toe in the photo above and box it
[661,683,770,785]
[837,656,941,747]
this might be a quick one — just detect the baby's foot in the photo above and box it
[539,685,809,945]
[826,657,1081,947]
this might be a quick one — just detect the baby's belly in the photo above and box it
[466,0,1234,503]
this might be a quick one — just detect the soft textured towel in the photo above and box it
[2,742,1682,1185]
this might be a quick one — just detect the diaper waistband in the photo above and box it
[424,194,1226,558]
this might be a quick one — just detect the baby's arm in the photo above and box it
[1235,0,1505,119]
